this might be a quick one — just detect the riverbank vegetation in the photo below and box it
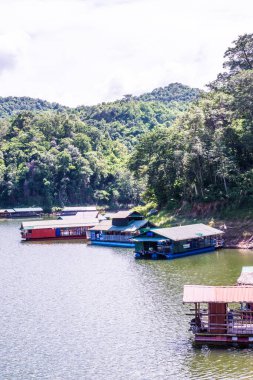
[130,33,253,213]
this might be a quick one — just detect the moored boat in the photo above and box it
[20,218,100,240]
[87,210,155,247]
[132,223,224,260]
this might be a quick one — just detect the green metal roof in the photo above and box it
[137,223,223,242]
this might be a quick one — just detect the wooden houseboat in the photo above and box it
[21,218,100,241]
[184,285,253,346]
[0,207,43,218]
[0,209,16,218]
[87,210,154,247]
[133,223,224,260]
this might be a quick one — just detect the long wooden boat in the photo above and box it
[21,218,100,240]
[184,285,253,346]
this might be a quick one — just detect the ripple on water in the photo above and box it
[1,221,253,379]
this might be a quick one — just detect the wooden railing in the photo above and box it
[189,310,253,334]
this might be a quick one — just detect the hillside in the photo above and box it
[0,83,199,209]
[134,82,201,103]
[0,96,68,118]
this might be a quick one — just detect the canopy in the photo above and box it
[138,224,223,242]
[183,285,253,303]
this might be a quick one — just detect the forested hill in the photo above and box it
[0,82,199,119]
[0,83,199,209]
[134,82,201,103]
[0,96,68,118]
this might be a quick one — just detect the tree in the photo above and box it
[223,34,253,74]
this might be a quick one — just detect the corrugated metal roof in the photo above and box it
[89,220,112,231]
[112,219,149,232]
[21,219,99,230]
[14,207,43,212]
[112,210,141,219]
[104,212,117,219]
[183,285,253,303]
[237,267,253,285]
[62,206,97,211]
[0,209,15,213]
[59,211,101,221]
[151,224,223,241]
[89,219,150,232]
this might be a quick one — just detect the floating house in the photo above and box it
[133,223,224,259]
[59,206,97,216]
[21,217,100,240]
[0,207,43,218]
[0,209,16,218]
[184,285,253,346]
[87,210,154,247]
[13,207,43,218]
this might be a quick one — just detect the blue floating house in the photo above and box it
[87,210,155,247]
[132,223,224,260]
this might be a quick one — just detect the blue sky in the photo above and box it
[0,0,252,106]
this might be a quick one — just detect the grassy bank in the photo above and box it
[135,203,253,249]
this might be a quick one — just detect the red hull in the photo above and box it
[23,236,88,241]
[21,227,88,240]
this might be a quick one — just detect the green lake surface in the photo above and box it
[1,219,253,379]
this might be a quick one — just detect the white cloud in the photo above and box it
[0,0,252,106]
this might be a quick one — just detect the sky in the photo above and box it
[0,0,252,107]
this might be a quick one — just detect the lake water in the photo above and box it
[1,220,253,379]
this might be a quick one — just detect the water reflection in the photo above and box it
[1,220,253,379]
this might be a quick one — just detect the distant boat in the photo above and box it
[0,207,43,218]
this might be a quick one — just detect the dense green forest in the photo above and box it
[0,83,198,209]
[1,33,253,212]
[130,34,253,211]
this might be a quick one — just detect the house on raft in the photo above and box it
[0,209,16,218]
[87,210,155,247]
[20,217,101,241]
[133,223,224,260]
[183,284,253,346]
[0,207,43,218]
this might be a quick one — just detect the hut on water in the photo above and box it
[132,223,224,260]
[184,285,253,346]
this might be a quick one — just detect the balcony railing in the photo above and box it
[190,310,253,334]
[92,234,131,242]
